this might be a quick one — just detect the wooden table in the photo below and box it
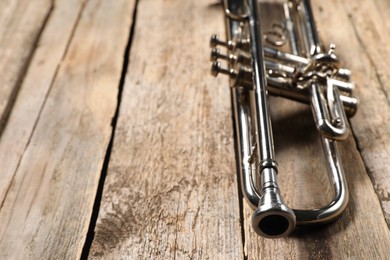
[1,0,389,259]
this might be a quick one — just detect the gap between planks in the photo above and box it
[0,0,136,258]
[80,0,140,258]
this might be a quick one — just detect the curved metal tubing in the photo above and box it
[212,0,357,238]
[233,83,349,235]
[309,81,349,140]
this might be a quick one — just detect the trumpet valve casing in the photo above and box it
[209,0,357,238]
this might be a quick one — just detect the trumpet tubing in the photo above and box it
[209,0,358,238]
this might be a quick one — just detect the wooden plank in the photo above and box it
[0,0,52,134]
[314,0,390,227]
[1,0,386,258]
[242,0,390,259]
[0,0,135,258]
[244,103,390,258]
[89,0,243,259]
[0,0,85,214]
[373,0,390,35]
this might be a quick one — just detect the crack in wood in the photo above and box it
[80,0,140,258]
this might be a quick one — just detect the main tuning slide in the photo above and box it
[209,0,358,238]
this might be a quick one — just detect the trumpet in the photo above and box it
[209,0,358,238]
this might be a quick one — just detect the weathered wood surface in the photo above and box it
[0,0,52,134]
[0,0,85,219]
[86,0,390,259]
[0,0,390,259]
[0,0,135,258]
[239,1,390,258]
[88,0,243,258]
[326,0,390,227]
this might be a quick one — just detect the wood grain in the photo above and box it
[373,0,390,35]
[243,100,390,259]
[240,1,390,259]
[89,0,243,259]
[0,0,85,216]
[0,0,135,258]
[0,0,389,258]
[89,0,390,258]
[0,0,52,134]
[313,0,390,227]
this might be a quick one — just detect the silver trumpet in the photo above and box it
[209,0,358,238]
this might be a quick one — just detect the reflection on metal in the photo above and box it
[209,0,358,238]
